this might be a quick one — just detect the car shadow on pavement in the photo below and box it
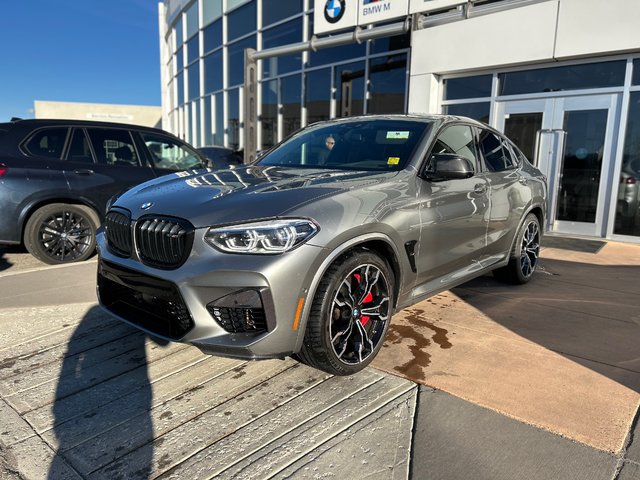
[47,306,157,479]
[0,247,15,272]
[451,257,640,393]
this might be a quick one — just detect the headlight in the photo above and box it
[204,218,319,254]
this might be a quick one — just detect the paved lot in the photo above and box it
[0,240,639,479]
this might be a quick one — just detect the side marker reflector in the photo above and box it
[293,297,305,331]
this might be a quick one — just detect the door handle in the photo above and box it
[474,183,487,194]
[73,169,94,175]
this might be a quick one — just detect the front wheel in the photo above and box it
[493,213,541,285]
[24,203,99,265]
[296,249,394,376]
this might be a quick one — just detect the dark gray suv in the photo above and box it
[0,119,207,264]
[97,115,547,376]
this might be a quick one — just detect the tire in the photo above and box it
[296,249,395,376]
[24,203,100,265]
[493,213,541,285]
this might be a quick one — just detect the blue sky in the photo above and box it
[0,0,161,122]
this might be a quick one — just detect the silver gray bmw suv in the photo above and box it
[97,115,547,376]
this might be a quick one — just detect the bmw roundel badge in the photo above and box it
[324,0,346,24]
[141,202,154,210]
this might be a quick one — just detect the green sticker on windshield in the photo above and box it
[386,131,410,140]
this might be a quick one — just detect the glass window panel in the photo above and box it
[66,129,93,163]
[444,75,493,100]
[187,35,199,65]
[282,75,301,139]
[186,1,199,39]
[503,112,543,164]
[203,19,222,53]
[262,0,302,27]
[25,127,68,159]
[615,92,640,235]
[368,53,407,115]
[228,35,256,87]
[177,71,185,105]
[336,61,365,117]
[204,96,213,146]
[307,14,365,67]
[227,88,240,149]
[261,80,278,149]
[428,125,479,171]
[499,61,626,96]
[442,102,490,124]
[188,62,200,100]
[479,130,512,172]
[633,59,640,86]
[369,32,409,55]
[176,47,184,72]
[305,68,331,124]
[203,0,222,26]
[262,19,302,78]
[227,1,256,42]
[175,18,183,47]
[214,92,224,145]
[142,132,203,170]
[204,50,223,94]
[192,100,201,146]
[86,129,140,167]
[227,0,250,10]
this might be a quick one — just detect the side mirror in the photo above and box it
[425,153,475,181]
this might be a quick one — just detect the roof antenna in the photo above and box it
[10,117,23,122]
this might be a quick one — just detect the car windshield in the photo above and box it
[256,119,430,171]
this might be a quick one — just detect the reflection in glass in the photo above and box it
[442,102,490,124]
[185,1,199,39]
[282,75,301,138]
[203,0,222,26]
[263,0,302,26]
[203,20,222,53]
[227,89,240,150]
[444,75,493,100]
[204,50,223,94]
[614,92,640,236]
[175,19,183,47]
[499,61,626,96]
[305,68,331,124]
[227,1,256,42]
[368,54,407,114]
[307,15,365,67]
[262,19,302,78]
[504,112,543,164]
[369,32,410,55]
[187,35,199,65]
[214,92,224,145]
[261,80,278,149]
[176,47,184,72]
[557,109,607,223]
[336,62,365,118]
[228,36,256,87]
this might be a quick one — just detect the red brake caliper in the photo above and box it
[353,273,373,326]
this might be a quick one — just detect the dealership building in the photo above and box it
[158,0,640,243]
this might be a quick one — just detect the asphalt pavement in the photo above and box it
[0,239,639,479]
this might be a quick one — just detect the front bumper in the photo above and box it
[96,229,327,359]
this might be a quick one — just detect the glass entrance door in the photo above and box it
[496,94,619,237]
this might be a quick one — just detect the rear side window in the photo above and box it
[66,129,94,164]
[478,130,517,172]
[24,128,68,159]
[86,128,141,167]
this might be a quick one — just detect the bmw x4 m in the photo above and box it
[97,115,547,376]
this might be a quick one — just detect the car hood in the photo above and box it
[114,166,399,227]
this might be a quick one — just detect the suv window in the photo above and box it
[427,124,479,172]
[479,130,517,172]
[24,128,68,159]
[67,129,94,164]
[86,128,141,167]
[141,133,203,170]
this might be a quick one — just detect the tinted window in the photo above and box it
[188,62,200,100]
[142,133,203,170]
[262,0,301,26]
[428,125,479,172]
[258,120,428,171]
[368,53,407,114]
[443,75,493,100]
[187,35,199,65]
[282,74,301,138]
[25,128,68,159]
[66,129,93,163]
[443,102,490,124]
[227,1,256,42]
[336,61,365,117]
[262,19,302,77]
[86,129,140,167]
[228,35,256,87]
[634,59,640,86]
[204,50,223,93]
[203,19,222,53]
[479,130,516,172]
[305,68,331,124]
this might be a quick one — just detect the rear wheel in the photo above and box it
[24,203,99,265]
[493,213,541,284]
[296,249,394,376]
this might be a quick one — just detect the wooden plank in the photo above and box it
[24,346,209,433]
[66,359,295,476]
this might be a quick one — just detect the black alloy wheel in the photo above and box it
[493,213,541,284]
[25,203,99,265]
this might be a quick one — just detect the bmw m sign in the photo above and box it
[314,0,410,35]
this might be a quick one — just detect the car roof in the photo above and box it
[0,118,171,135]
[306,113,488,129]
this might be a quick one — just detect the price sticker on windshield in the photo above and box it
[387,157,400,165]
[386,131,410,140]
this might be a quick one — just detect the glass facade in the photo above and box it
[162,0,410,154]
